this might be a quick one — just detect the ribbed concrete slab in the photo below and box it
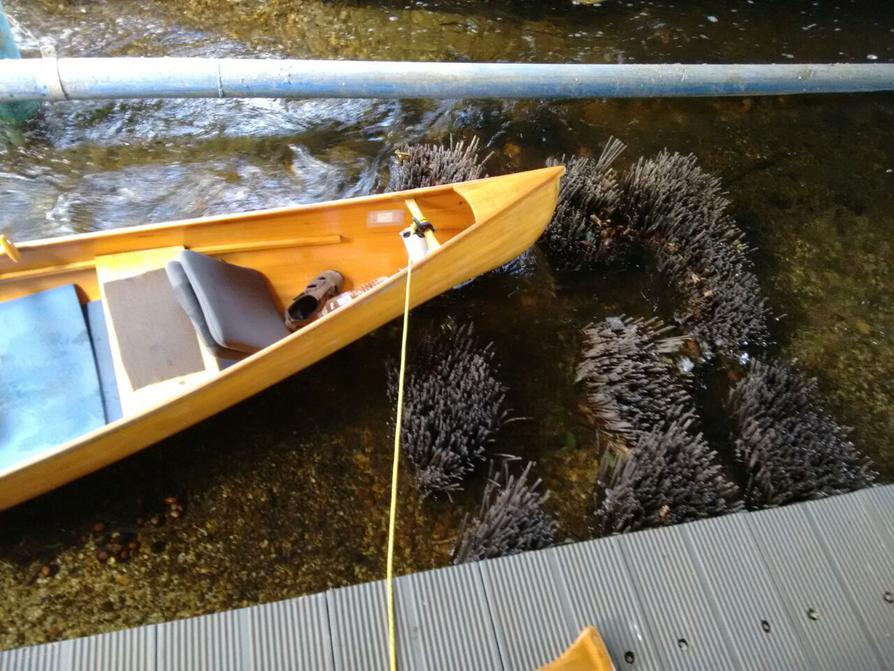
[618,524,740,670]
[861,485,894,547]
[326,579,416,671]
[479,549,576,670]
[246,593,333,671]
[0,640,71,671]
[551,537,660,669]
[684,513,814,670]
[71,625,155,671]
[402,562,502,671]
[4,486,894,670]
[156,608,248,671]
[803,493,894,665]
[327,580,389,671]
[747,503,883,670]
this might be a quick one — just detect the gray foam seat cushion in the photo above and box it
[173,249,289,354]
[165,260,247,362]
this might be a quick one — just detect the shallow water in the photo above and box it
[1,0,892,649]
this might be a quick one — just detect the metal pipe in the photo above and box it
[1,58,893,102]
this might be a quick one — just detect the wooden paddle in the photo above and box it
[540,627,616,671]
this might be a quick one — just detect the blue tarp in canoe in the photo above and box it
[0,285,106,471]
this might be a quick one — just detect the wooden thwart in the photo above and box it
[193,234,341,256]
[0,234,343,284]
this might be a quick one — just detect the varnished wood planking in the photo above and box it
[0,189,472,291]
[0,167,563,510]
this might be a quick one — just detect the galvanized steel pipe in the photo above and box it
[1,58,893,102]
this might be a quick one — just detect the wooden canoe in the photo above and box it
[0,166,564,511]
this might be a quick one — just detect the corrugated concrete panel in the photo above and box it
[619,524,740,670]
[747,503,883,670]
[803,493,894,665]
[327,581,388,671]
[5,485,894,670]
[0,640,71,671]
[684,513,815,670]
[394,577,426,671]
[156,608,249,671]
[327,579,416,671]
[861,484,894,510]
[551,537,660,669]
[70,625,155,671]
[402,562,502,671]
[246,593,334,671]
[479,550,575,670]
[860,486,894,547]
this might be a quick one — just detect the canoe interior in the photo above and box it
[0,186,474,466]
[0,167,565,510]
[0,187,475,306]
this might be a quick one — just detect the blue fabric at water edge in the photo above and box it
[0,285,106,471]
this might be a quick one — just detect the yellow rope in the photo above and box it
[386,259,412,671]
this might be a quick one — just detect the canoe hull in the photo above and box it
[0,167,562,511]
